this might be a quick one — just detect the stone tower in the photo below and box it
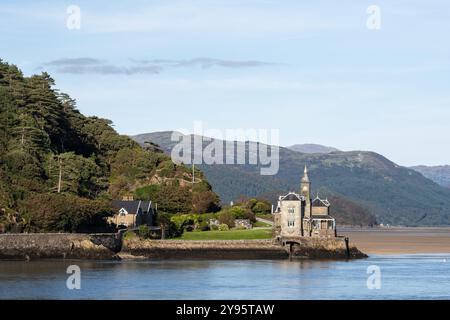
[300,165,311,218]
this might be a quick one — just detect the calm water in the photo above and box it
[0,254,449,299]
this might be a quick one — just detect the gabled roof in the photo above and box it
[312,197,330,207]
[280,192,303,201]
[112,200,154,215]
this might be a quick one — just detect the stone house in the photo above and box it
[273,166,336,238]
[109,198,156,229]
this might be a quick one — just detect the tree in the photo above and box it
[192,190,221,214]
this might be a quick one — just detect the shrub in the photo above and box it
[198,220,210,231]
[157,212,184,238]
[228,206,247,219]
[138,224,150,239]
[134,185,160,201]
[210,224,219,231]
[159,161,176,177]
[217,211,235,228]
[123,230,137,240]
[218,223,229,231]
[252,201,272,214]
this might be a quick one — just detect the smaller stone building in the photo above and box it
[109,198,156,229]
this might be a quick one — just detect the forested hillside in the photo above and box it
[0,60,220,233]
[134,131,450,226]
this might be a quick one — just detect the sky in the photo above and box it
[1,0,449,166]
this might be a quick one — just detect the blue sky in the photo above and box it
[1,0,449,166]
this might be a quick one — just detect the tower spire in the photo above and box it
[302,165,309,182]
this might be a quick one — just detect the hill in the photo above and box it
[133,131,450,226]
[0,60,220,233]
[288,144,339,154]
[411,165,450,189]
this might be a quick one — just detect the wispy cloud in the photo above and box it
[133,58,275,69]
[44,58,102,66]
[42,57,276,75]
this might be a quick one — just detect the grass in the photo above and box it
[180,228,272,240]
[256,213,274,221]
[253,221,272,228]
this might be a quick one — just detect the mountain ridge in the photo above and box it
[132,131,450,227]
[410,165,450,189]
[288,144,340,154]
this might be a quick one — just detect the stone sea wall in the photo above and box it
[121,239,289,259]
[121,238,367,260]
[0,234,366,260]
[288,237,366,259]
[0,233,121,260]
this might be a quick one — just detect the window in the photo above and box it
[287,207,295,227]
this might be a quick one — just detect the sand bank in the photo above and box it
[339,227,450,255]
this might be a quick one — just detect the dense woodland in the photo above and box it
[0,59,220,233]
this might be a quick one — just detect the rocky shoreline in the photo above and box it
[0,233,367,260]
[0,233,121,260]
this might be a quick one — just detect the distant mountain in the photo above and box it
[132,131,450,227]
[411,165,450,188]
[288,144,339,154]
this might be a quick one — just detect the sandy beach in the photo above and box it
[339,227,450,255]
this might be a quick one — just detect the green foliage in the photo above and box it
[154,182,192,214]
[134,185,160,201]
[217,211,235,228]
[123,230,137,240]
[251,200,272,214]
[21,193,113,233]
[192,190,221,214]
[198,220,210,231]
[0,59,221,233]
[157,212,184,238]
[218,223,229,231]
[228,206,247,219]
[138,224,150,239]
[159,161,176,178]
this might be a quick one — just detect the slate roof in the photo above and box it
[281,193,302,201]
[112,200,153,215]
[312,197,330,207]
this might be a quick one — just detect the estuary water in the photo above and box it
[0,254,449,300]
